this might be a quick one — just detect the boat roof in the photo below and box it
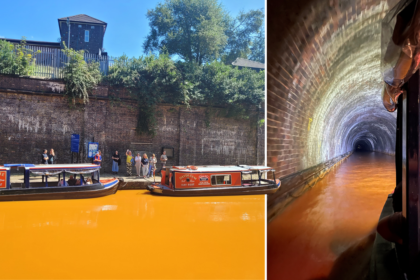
[2,164,100,170]
[169,165,274,173]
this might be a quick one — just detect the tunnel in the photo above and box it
[267,0,405,278]
[268,0,399,178]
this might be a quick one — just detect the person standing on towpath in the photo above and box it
[157,151,168,174]
[94,151,102,166]
[126,150,133,176]
[112,151,120,175]
[48,149,55,164]
[41,149,49,164]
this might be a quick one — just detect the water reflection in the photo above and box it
[0,190,264,279]
[267,152,395,280]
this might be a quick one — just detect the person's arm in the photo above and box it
[377,212,405,245]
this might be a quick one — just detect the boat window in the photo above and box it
[211,175,231,185]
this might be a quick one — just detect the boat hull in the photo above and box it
[146,183,280,196]
[0,179,119,202]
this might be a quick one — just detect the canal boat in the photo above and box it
[0,164,119,201]
[146,165,281,196]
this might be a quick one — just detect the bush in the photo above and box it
[62,44,102,104]
[106,55,265,133]
[0,37,40,76]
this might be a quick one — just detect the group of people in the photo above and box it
[57,175,93,187]
[124,150,167,178]
[40,147,169,179]
[41,149,55,164]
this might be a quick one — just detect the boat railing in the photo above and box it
[2,164,101,189]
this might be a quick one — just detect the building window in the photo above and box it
[85,30,89,42]
[78,25,81,28]
[91,26,95,29]
[211,175,231,185]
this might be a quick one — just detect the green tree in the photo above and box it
[222,9,264,65]
[197,61,264,111]
[144,0,264,65]
[249,24,265,63]
[144,0,229,64]
[61,44,102,104]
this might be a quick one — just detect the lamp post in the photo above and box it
[67,17,70,49]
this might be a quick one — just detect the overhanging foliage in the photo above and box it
[106,53,264,135]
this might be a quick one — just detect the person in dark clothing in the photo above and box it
[67,175,77,186]
[41,149,49,164]
[112,151,120,175]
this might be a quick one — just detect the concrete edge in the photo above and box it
[267,151,352,223]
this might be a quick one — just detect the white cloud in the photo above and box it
[0,36,5,38]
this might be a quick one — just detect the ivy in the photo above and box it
[106,53,192,136]
[61,44,102,104]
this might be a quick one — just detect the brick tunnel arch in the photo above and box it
[268,0,399,178]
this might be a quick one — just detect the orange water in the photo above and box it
[0,190,264,279]
[267,152,395,279]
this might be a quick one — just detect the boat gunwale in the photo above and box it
[0,179,119,201]
[147,182,279,196]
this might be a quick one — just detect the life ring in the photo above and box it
[187,165,198,170]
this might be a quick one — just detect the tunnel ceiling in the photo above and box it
[268,0,400,178]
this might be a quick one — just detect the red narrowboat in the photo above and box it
[147,165,281,196]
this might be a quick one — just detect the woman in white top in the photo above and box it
[135,153,142,177]
[148,154,157,177]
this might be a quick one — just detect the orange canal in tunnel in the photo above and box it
[0,190,264,279]
[267,152,396,280]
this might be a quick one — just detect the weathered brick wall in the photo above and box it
[0,75,265,172]
[267,0,399,179]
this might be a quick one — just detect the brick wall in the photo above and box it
[0,75,265,172]
[267,0,399,179]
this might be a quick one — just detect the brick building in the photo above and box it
[58,14,107,54]
[4,14,107,55]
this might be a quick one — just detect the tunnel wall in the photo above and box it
[268,0,399,180]
[0,75,265,172]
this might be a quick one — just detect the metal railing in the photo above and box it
[0,45,116,79]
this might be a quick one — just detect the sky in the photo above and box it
[0,0,264,58]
